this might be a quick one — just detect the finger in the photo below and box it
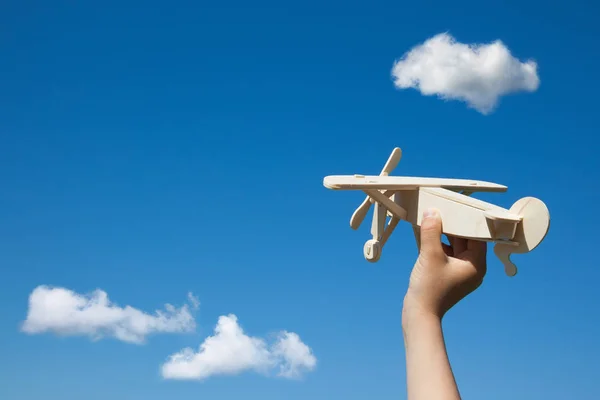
[466,239,488,267]
[467,238,487,253]
[442,243,454,257]
[450,235,468,255]
[419,208,446,262]
[452,240,488,283]
[449,259,485,287]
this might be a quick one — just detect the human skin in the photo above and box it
[402,208,487,400]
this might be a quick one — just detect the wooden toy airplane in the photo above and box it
[323,147,550,277]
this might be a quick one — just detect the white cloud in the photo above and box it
[161,314,316,381]
[187,292,200,309]
[391,32,540,114]
[21,285,198,344]
[271,331,318,379]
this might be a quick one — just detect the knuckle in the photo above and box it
[419,249,447,265]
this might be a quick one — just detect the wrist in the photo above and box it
[402,293,442,331]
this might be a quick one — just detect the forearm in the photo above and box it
[402,307,461,400]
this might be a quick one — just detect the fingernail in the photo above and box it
[423,208,439,220]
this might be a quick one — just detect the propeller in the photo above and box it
[349,147,402,230]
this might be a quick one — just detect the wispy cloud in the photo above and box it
[161,314,316,381]
[21,285,199,344]
[391,32,540,114]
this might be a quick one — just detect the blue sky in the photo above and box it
[1,0,599,399]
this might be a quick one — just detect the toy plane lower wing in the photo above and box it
[323,175,507,192]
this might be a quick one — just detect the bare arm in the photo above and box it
[402,305,461,400]
[403,209,487,400]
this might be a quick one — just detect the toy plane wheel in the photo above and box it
[363,239,381,262]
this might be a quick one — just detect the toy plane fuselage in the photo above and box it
[323,148,550,277]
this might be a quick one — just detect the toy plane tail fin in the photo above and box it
[493,197,550,276]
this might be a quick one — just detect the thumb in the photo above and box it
[419,208,446,261]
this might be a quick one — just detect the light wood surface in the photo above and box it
[324,147,550,276]
[324,175,508,192]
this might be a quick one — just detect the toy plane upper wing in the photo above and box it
[323,175,507,192]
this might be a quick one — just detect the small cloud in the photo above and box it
[391,32,540,114]
[161,314,316,381]
[21,285,198,344]
[271,331,317,379]
[187,292,200,310]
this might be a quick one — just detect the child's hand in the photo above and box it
[402,208,486,399]
[403,208,487,322]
